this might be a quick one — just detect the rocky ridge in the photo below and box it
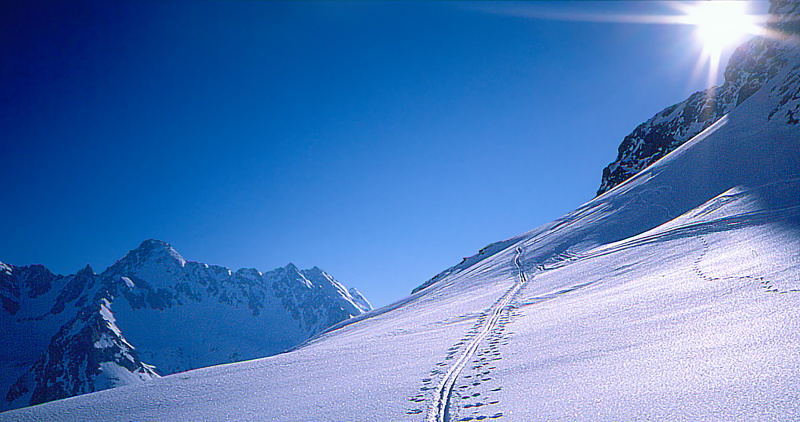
[597,0,800,196]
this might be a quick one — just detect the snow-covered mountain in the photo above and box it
[3,1,800,421]
[0,240,370,411]
[596,0,800,196]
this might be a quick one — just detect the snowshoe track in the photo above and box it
[693,235,800,294]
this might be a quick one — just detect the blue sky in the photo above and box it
[0,1,769,308]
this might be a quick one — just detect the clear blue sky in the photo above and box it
[0,1,769,308]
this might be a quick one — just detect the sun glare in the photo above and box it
[678,1,765,87]
[687,1,762,53]
[483,1,771,87]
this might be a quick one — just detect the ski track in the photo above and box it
[409,214,800,422]
[413,246,527,422]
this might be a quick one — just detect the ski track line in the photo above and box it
[426,246,527,422]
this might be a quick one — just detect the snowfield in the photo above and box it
[4,18,800,422]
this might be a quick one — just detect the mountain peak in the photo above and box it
[76,264,94,276]
[136,239,172,252]
[109,240,187,272]
[348,287,373,312]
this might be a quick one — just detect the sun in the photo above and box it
[676,1,766,86]
[686,1,762,53]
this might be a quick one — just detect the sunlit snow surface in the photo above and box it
[5,43,800,422]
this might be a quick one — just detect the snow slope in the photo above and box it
[3,9,800,422]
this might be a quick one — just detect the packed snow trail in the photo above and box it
[425,247,527,422]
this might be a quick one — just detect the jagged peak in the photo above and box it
[272,263,312,289]
[114,239,187,269]
[235,267,261,276]
[301,266,337,286]
[135,239,176,254]
[302,266,325,277]
[299,267,369,315]
[76,264,95,276]
[234,267,262,283]
[348,287,373,312]
[27,263,47,271]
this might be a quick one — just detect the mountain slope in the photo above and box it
[596,0,798,196]
[0,241,370,411]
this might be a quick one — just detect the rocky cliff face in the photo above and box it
[597,0,799,196]
[0,240,370,411]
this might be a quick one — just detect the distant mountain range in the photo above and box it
[0,239,370,411]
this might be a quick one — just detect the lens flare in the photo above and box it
[686,1,762,53]
[673,1,767,88]
[477,1,771,88]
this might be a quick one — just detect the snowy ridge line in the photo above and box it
[579,204,800,263]
[426,246,528,422]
